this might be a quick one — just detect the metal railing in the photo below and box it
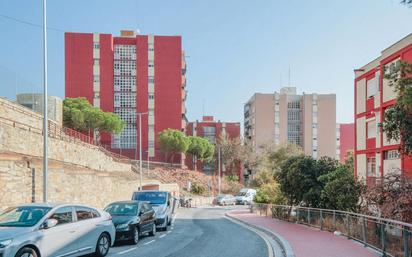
[251,204,412,257]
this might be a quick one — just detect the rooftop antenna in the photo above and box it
[288,66,291,86]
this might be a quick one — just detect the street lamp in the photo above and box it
[135,112,148,190]
[218,146,221,195]
[42,0,49,202]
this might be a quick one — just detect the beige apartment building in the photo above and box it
[244,87,337,159]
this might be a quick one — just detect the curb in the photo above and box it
[225,212,295,257]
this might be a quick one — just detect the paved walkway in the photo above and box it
[227,210,379,257]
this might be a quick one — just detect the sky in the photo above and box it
[0,0,411,126]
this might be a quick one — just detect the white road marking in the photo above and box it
[159,234,166,238]
[117,247,138,255]
[144,240,155,245]
[167,231,172,234]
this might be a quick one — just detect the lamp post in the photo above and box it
[136,112,148,190]
[42,0,49,202]
[218,146,221,195]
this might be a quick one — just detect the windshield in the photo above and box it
[133,192,167,205]
[104,203,138,216]
[0,206,51,227]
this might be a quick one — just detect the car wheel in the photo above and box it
[15,247,38,257]
[149,223,156,236]
[131,227,140,245]
[167,217,172,226]
[95,233,110,257]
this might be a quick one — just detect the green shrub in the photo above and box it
[191,182,206,195]
[254,182,286,204]
[225,175,239,182]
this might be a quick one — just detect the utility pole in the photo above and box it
[218,146,221,195]
[42,0,49,202]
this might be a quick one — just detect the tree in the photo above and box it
[318,165,363,212]
[157,129,190,163]
[63,97,124,136]
[265,143,302,174]
[216,135,243,176]
[383,61,412,155]
[362,173,412,223]
[277,156,338,207]
[401,0,412,7]
[187,136,214,170]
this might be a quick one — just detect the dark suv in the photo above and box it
[104,201,156,245]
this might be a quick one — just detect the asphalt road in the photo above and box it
[106,206,269,257]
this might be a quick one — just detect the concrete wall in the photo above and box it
[0,156,177,210]
[0,98,179,210]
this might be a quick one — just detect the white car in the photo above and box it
[0,203,115,257]
[235,188,257,205]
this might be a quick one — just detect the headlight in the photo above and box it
[0,239,12,248]
[116,224,129,230]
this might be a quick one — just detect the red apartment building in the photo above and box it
[186,116,242,180]
[65,30,187,163]
[354,33,412,185]
[337,123,355,163]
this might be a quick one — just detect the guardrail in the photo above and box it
[250,203,412,257]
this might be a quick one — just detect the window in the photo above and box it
[148,43,154,51]
[148,140,155,148]
[75,207,96,221]
[93,59,99,65]
[50,207,73,226]
[367,78,376,98]
[149,94,155,100]
[93,42,100,49]
[384,150,400,160]
[148,76,155,83]
[367,120,376,138]
[148,61,154,67]
[93,75,100,83]
[367,157,376,177]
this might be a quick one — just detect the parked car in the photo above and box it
[0,203,115,257]
[215,194,236,206]
[235,188,257,205]
[132,191,173,231]
[104,201,156,245]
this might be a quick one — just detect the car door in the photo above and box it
[74,206,100,255]
[139,203,149,233]
[39,206,79,257]
[145,203,156,225]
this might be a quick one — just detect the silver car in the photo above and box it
[0,203,115,257]
[216,194,236,206]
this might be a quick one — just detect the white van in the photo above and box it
[235,188,257,205]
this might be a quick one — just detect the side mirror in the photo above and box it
[167,201,170,207]
[139,210,144,216]
[43,218,58,229]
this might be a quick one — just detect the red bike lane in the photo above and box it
[227,210,379,257]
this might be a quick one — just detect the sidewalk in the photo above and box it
[227,210,379,257]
